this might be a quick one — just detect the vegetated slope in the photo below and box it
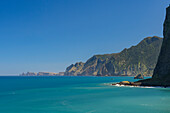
[65,36,162,76]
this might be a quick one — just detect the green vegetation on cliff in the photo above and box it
[65,36,162,76]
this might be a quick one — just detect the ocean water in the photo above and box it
[0,76,170,113]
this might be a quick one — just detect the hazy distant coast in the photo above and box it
[20,72,64,76]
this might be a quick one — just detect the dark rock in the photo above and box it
[152,6,170,79]
[112,81,142,86]
[134,74,144,79]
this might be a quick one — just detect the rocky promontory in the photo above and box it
[114,5,170,87]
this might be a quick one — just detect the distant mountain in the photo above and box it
[65,36,163,76]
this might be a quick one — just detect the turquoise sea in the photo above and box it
[0,76,170,113]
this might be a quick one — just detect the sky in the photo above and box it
[0,0,170,75]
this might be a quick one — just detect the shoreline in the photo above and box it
[110,78,170,88]
[109,82,170,89]
[103,82,170,89]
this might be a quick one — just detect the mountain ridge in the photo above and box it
[65,36,163,76]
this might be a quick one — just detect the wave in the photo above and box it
[106,83,170,89]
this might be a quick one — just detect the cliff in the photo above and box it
[65,36,162,76]
[65,62,84,76]
[136,5,170,86]
[153,6,170,79]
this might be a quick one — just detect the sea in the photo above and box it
[0,76,170,113]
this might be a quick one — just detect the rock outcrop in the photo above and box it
[134,74,144,79]
[65,36,162,76]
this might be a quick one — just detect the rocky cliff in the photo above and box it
[124,5,170,87]
[153,6,170,79]
[65,36,162,76]
[65,62,84,76]
[137,6,170,86]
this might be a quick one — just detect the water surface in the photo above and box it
[0,76,170,113]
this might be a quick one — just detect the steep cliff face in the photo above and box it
[153,7,170,80]
[152,6,170,80]
[65,36,162,76]
[134,6,170,87]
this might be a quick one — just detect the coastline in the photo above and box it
[111,78,170,88]
[110,82,170,89]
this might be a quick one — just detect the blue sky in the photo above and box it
[0,0,169,75]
